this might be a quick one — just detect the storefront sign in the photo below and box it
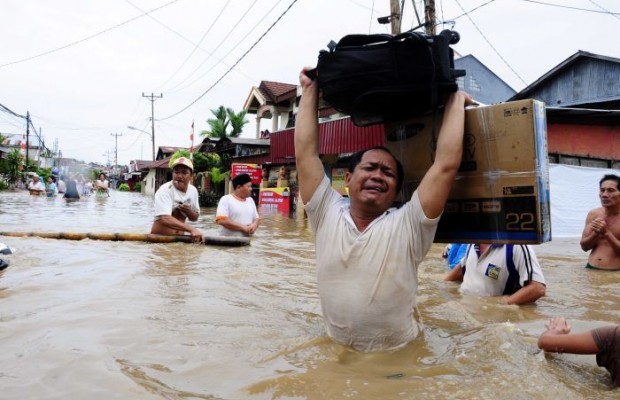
[259,187,291,214]
[232,163,263,184]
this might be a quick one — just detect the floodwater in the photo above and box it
[0,189,618,400]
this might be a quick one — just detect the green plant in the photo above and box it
[133,182,141,192]
[201,106,248,139]
[209,167,227,195]
[0,179,9,191]
[117,183,129,191]
[6,149,23,185]
[192,152,221,174]
[169,150,191,168]
[91,169,104,181]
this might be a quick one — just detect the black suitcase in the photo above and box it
[315,29,465,127]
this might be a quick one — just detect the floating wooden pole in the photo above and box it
[0,231,250,247]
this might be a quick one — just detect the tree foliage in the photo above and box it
[192,152,221,174]
[202,106,249,139]
[5,149,23,185]
[169,150,191,168]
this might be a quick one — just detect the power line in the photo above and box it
[162,0,259,93]
[155,0,234,91]
[0,0,182,69]
[519,0,620,15]
[160,0,300,121]
[587,0,620,19]
[166,0,283,95]
[452,0,527,86]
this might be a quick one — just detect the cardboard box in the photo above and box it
[385,99,551,244]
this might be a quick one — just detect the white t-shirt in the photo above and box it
[28,181,45,191]
[153,182,200,220]
[215,194,259,237]
[460,244,546,297]
[305,176,439,352]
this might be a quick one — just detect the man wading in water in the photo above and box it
[294,66,473,352]
[581,174,620,270]
[150,157,203,242]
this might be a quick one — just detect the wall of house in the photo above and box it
[530,59,620,107]
[455,56,516,104]
[143,170,157,196]
[548,122,620,168]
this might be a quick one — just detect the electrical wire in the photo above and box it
[154,0,234,91]
[0,0,182,69]
[163,0,259,93]
[452,0,527,86]
[587,0,620,19]
[159,0,299,121]
[166,0,285,95]
[519,0,619,15]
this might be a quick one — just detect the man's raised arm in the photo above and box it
[295,68,325,204]
[417,91,473,219]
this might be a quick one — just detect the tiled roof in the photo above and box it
[258,81,297,104]
[142,156,172,170]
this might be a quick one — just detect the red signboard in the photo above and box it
[231,163,263,184]
[259,187,291,214]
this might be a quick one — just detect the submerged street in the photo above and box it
[0,189,618,399]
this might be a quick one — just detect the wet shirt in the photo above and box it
[215,194,259,237]
[592,325,620,387]
[460,245,545,297]
[28,181,45,191]
[153,182,200,220]
[305,176,438,352]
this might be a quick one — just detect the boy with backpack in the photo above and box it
[444,243,546,305]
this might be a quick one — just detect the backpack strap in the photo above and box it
[503,244,527,295]
[460,244,475,274]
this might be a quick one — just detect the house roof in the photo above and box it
[130,160,152,170]
[258,81,297,104]
[228,137,270,146]
[510,51,620,101]
[158,146,186,155]
[141,156,172,171]
[243,80,297,113]
[546,107,620,125]
[455,54,516,93]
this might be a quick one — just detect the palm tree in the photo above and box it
[202,106,248,139]
[228,108,248,137]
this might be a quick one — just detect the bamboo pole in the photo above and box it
[0,231,250,247]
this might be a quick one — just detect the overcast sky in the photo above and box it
[1,0,618,166]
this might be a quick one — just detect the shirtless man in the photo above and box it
[580,174,620,270]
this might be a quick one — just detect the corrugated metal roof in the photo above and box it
[510,51,620,101]
[270,117,386,159]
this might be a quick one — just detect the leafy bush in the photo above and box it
[0,179,8,191]
[117,183,129,191]
[133,182,141,192]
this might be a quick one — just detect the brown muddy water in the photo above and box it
[0,189,618,399]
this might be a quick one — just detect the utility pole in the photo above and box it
[142,92,163,161]
[389,0,401,34]
[424,0,436,35]
[103,150,112,174]
[110,132,123,176]
[25,111,30,167]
